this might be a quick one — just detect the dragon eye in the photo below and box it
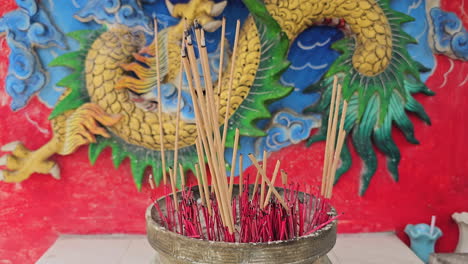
[123,33,132,41]
[146,101,158,111]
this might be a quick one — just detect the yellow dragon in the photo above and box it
[0,0,393,184]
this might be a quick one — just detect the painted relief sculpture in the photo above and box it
[0,0,466,194]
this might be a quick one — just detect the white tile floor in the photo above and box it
[36,235,157,264]
[327,232,423,264]
[37,232,423,264]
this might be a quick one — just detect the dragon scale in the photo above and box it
[84,0,391,150]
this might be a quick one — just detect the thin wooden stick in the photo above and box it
[179,163,185,190]
[186,34,213,140]
[214,18,226,159]
[201,31,236,231]
[239,154,243,197]
[202,26,238,231]
[193,29,222,187]
[186,34,224,193]
[322,77,341,196]
[200,30,230,189]
[326,131,346,199]
[168,167,177,209]
[324,85,344,198]
[263,160,281,208]
[192,30,233,229]
[154,19,168,186]
[260,150,267,208]
[199,30,220,137]
[221,20,241,148]
[252,170,261,199]
[325,99,348,198]
[229,128,240,199]
[149,173,155,190]
[248,154,289,211]
[194,163,206,206]
[216,17,226,96]
[280,169,287,201]
[183,49,214,215]
[172,58,184,191]
[281,169,288,186]
[199,30,230,196]
[321,75,338,195]
[185,32,234,232]
[195,138,212,214]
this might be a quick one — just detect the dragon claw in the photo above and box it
[0,155,6,166]
[60,103,122,155]
[0,139,59,183]
[50,164,61,180]
[1,141,21,152]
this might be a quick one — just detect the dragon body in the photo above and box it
[1,0,431,195]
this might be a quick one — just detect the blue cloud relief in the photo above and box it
[75,0,152,33]
[430,7,468,61]
[256,111,320,153]
[0,0,66,110]
[391,0,436,81]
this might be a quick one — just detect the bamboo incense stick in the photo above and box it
[151,19,341,242]
[248,154,288,211]
[264,160,281,208]
[281,169,287,201]
[252,170,261,199]
[179,163,185,189]
[149,173,155,189]
[197,24,220,139]
[221,20,241,148]
[281,169,288,186]
[172,58,184,191]
[186,34,213,139]
[326,131,346,198]
[195,138,212,214]
[168,167,177,209]
[239,154,243,196]
[325,84,343,182]
[185,31,235,232]
[321,76,340,197]
[186,34,224,194]
[319,77,348,199]
[203,28,237,231]
[260,150,267,208]
[217,17,226,97]
[325,99,348,198]
[194,163,206,206]
[199,29,220,133]
[199,30,230,194]
[326,83,342,177]
[183,48,215,215]
[430,216,436,235]
[229,128,240,199]
[154,19,168,186]
[321,75,339,196]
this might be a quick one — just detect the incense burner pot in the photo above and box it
[452,212,468,253]
[146,186,337,264]
[405,223,442,263]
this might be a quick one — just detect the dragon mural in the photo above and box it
[0,0,466,194]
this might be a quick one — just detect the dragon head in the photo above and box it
[166,0,227,33]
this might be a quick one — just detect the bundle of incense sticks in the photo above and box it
[149,19,340,242]
[320,76,348,199]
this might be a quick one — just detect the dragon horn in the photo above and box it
[203,20,222,32]
[165,0,175,16]
[210,1,227,17]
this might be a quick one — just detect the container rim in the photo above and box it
[146,193,337,247]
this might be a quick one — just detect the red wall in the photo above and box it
[0,1,467,263]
